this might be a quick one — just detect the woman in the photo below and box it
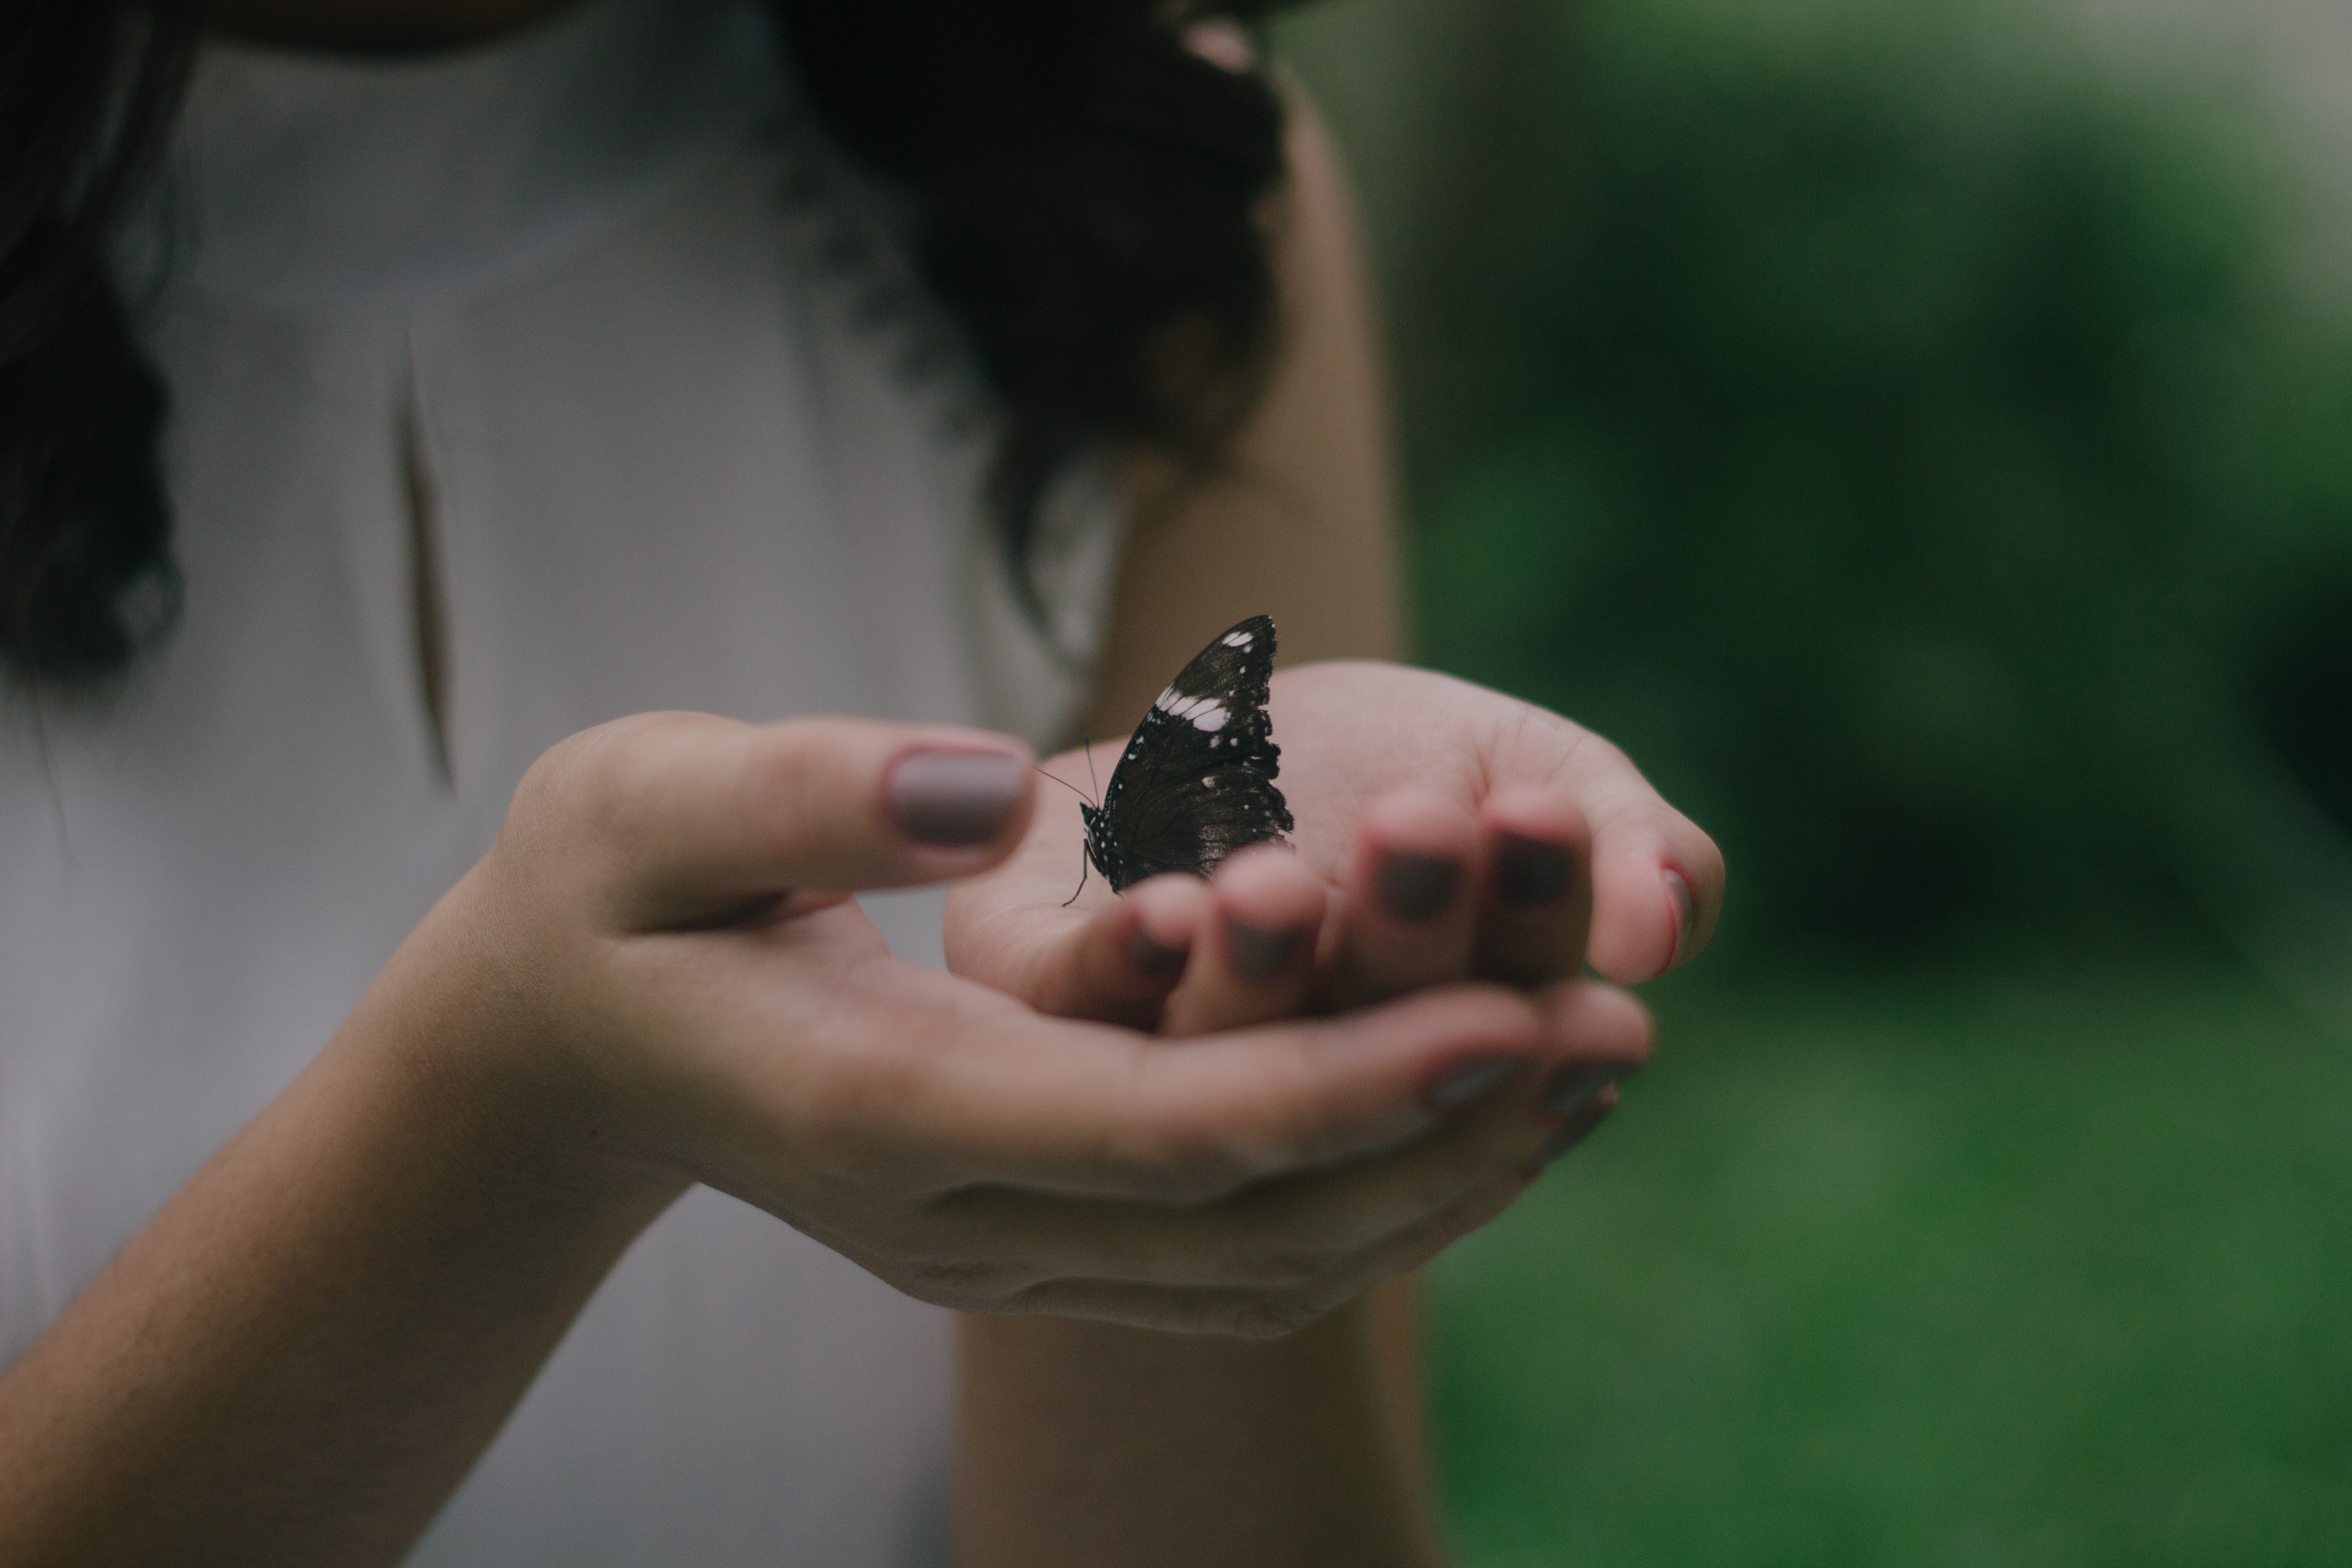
[0,1,1721,1563]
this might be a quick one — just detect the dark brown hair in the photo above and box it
[0,0,1296,688]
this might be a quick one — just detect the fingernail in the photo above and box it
[886,750,1027,847]
[1494,832,1572,909]
[1661,870,1695,976]
[1227,919,1305,981]
[1543,1060,1630,1118]
[1423,1055,1520,1112]
[1127,926,1188,979]
[1378,851,1463,923]
[1521,1099,1613,1178]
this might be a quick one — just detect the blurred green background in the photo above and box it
[1274,0,2352,1560]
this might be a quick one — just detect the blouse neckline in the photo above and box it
[144,0,782,308]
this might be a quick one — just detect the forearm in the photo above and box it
[958,1282,1447,1568]
[1082,98,1402,742]
[958,85,1455,1568]
[0,880,684,1567]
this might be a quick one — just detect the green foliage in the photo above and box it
[1430,967,2352,1566]
[1401,0,2352,961]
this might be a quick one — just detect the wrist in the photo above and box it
[348,861,696,1229]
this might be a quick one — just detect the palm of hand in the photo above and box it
[946,661,1720,1032]
[464,703,1683,1331]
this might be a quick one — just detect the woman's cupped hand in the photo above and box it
[946,660,1725,1229]
[380,708,1642,1338]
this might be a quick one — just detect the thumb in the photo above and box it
[552,713,1036,927]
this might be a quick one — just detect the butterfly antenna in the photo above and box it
[1033,765,1090,801]
[1053,742,1105,908]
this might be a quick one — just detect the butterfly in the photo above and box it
[1077,614,1294,896]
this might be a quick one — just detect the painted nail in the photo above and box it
[1378,851,1463,923]
[1494,832,1572,909]
[1423,1055,1520,1112]
[1227,920,1305,981]
[1661,870,1695,976]
[1521,1099,1613,1178]
[1127,926,1188,979]
[886,750,1027,847]
[1544,1060,1629,1118]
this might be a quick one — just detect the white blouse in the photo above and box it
[0,1,1120,1561]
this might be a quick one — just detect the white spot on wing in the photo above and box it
[1158,689,1233,726]
[1221,630,1254,648]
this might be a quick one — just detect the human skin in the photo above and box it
[0,712,1660,1565]
[0,5,1726,1566]
[949,88,1721,1568]
[950,668,1716,1568]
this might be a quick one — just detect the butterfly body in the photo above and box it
[1080,615,1294,893]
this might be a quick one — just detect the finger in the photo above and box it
[931,1081,1538,1295]
[1513,728,1725,983]
[1470,789,1594,987]
[1161,845,1330,1036]
[1328,792,1480,1009]
[932,980,1649,1294]
[1519,1083,1621,1178]
[851,983,1550,1203]
[1586,810,1724,984]
[554,713,1036,928]
[997,1176,1530,1338]
[1264,1169,1542,1332]
[963,873,1212,1029]
[1007,1081,1630,1334]
[939,755,1120,1004]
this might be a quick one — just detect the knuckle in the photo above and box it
[783,1074,867,1160]
[1227,1243,1333,1290]
[1164,1142,1258,1204]
[562,716,696,851]
[739,731,832,844]
[1110,1047,1348,1202]
[899,1253,1026,1310]
[506,728,613,843]
[997,1280,1076,1321]
[499,719,698,891]
[1101,1117,1255,1204]
[1256,1103,1342,1172]
[1225,1050,1348,1172]
[1409,1168,1478,1220]
[1220,1292,1326,1341]
[785,1044,922,1177]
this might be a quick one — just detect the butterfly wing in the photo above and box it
[1087,615,1294,892]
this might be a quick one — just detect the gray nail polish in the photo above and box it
[1378,852,1463,923]
[1544,1061,1627,1118]
[1426,1056,1518,1111]
[1128,927,1188,978]
[887,750,1026,846]
[1227,920,1303,981]
[1495,832,1572,909]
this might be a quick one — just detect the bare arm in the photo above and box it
[1083,94,1405,726]
[0,874,685,1566]
[957,100,1448,1568]
[3,716,1594,1565]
